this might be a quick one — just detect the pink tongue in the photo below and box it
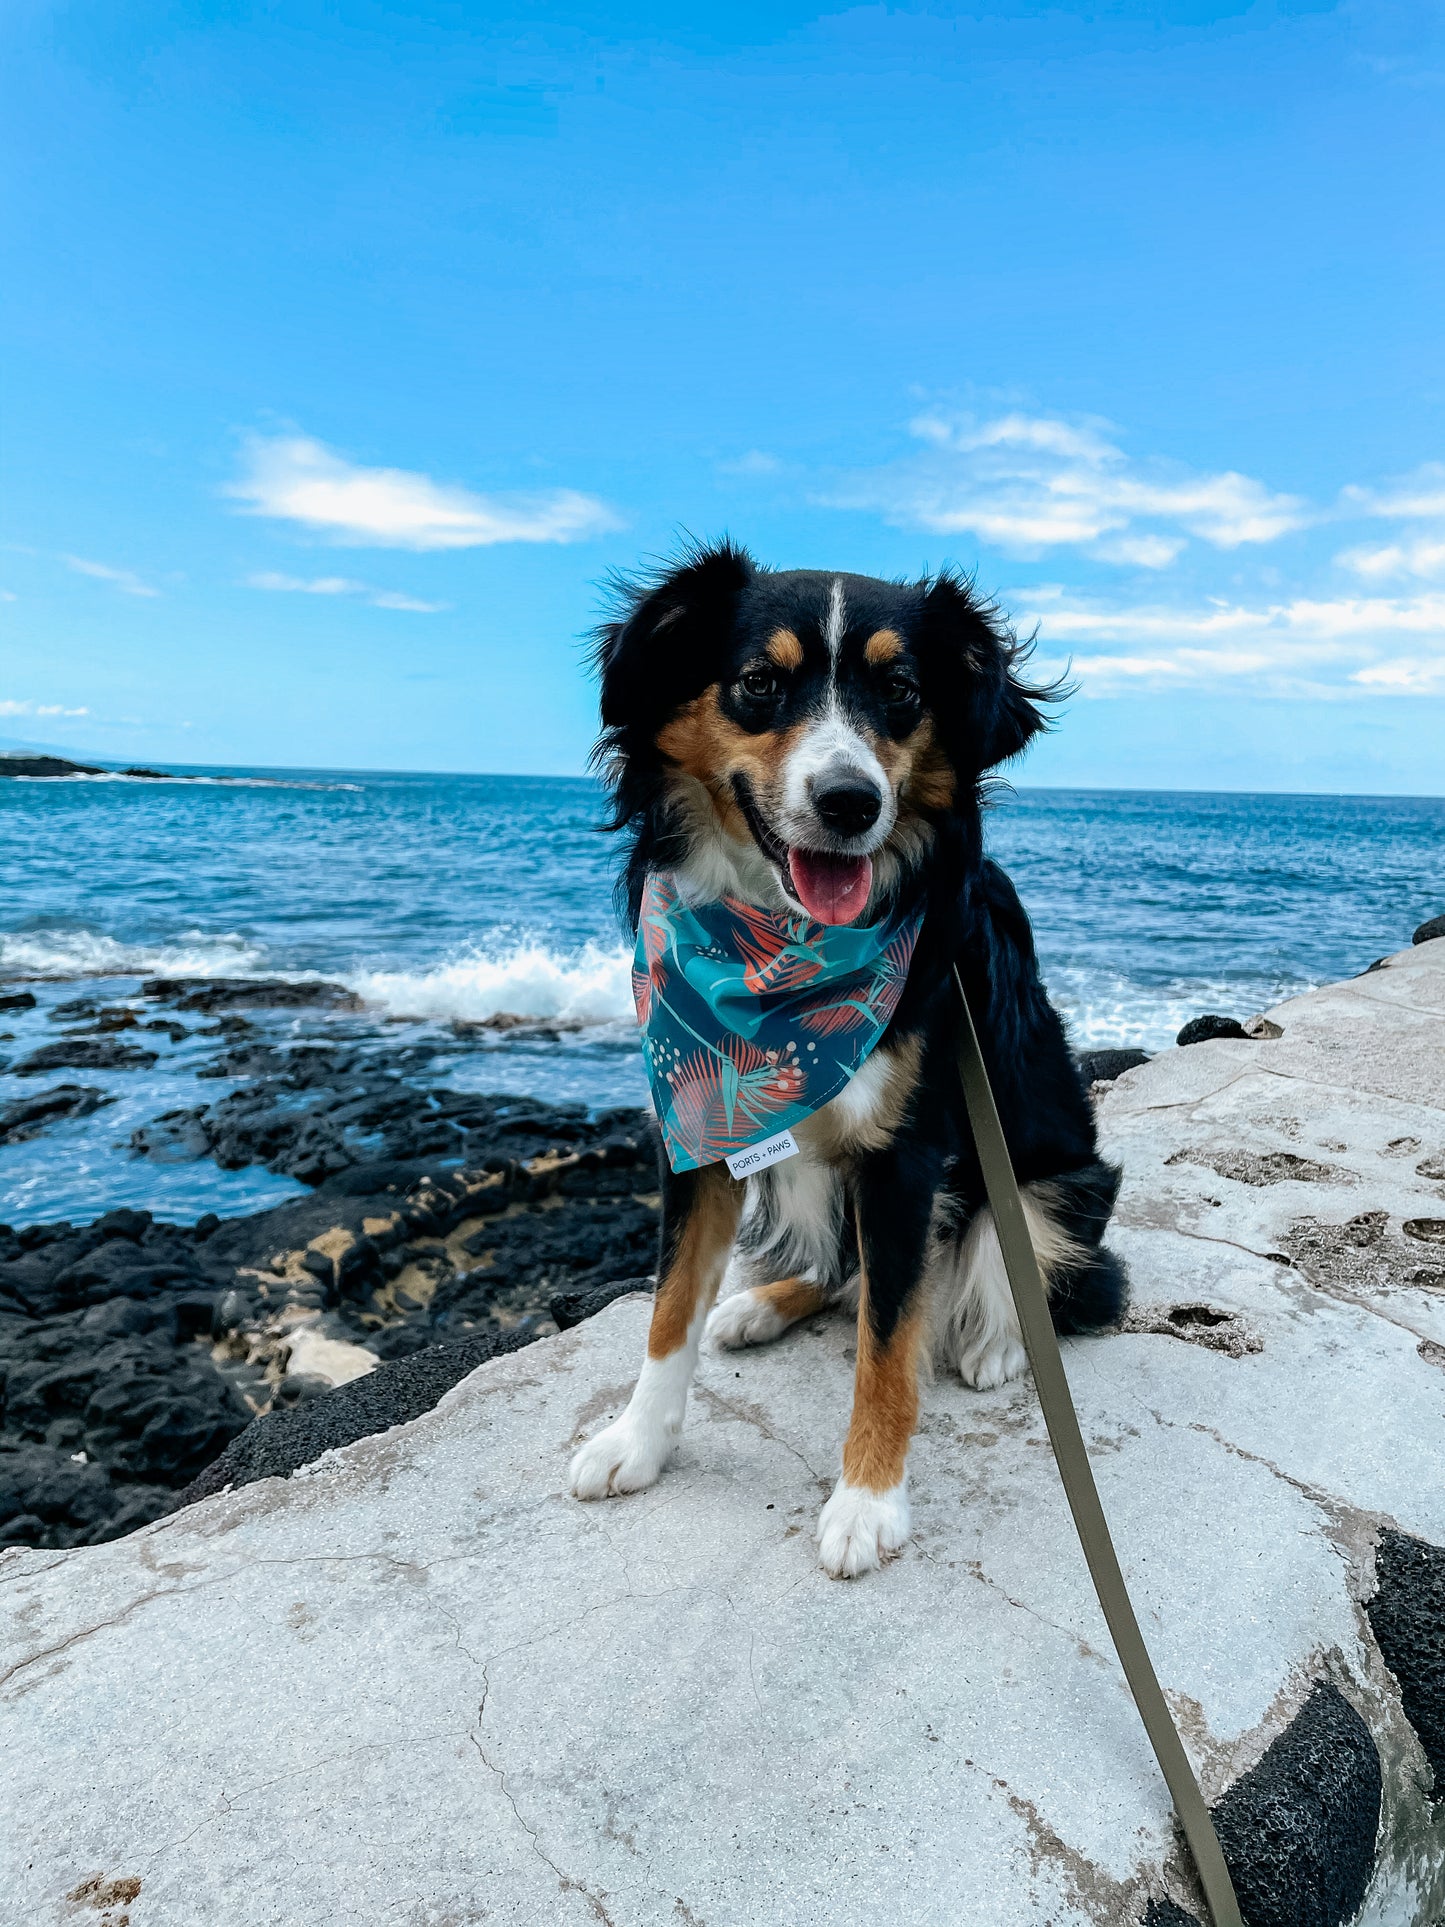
[787,849,874,926]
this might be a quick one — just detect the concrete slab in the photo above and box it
[5,947,1445,1926]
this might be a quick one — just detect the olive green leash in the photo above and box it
[952,967,1243,1927]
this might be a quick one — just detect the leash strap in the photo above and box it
[951,968,1243,1927]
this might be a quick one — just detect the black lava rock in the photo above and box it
[1077,1048,1151,1084]
[128,1035,649,1187]
[1211,1681,1381,1927]
[1141,1903,1200,1927]
[0,1084,115,1146]
[1365,1527,1445,1796]
[1176,1015,1250,1047]
[0,990,37,1013]
[142,976,363,1013]
[2,1099,660,1548]
[550,1276,652,1330]
[15,1037,159,1075]
[180,1327,538,1503]
[1414,913,1445,946]
[0,1442,173,1548]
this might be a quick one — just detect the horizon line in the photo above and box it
[3,746,1443,805]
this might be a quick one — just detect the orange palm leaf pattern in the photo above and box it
[634,871,923,1173]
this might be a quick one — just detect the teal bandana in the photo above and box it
[633,870,924,1174]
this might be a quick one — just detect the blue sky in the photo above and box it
[3,0,1444,792]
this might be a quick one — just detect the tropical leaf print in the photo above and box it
[794,991,880,1036]
[661,1034,806,1166]
[639,877,676,969]
[631,960,654,1026]
[794,927,915,1035]
[633,870,924,1171]
[725,896,828,996]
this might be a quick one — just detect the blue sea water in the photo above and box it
[2,766,1441,1226]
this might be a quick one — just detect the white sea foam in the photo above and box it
[347,940,637,1028]
[0,920,1290,1052]
[0,928,269,981]
[1053,978,1311,1052]
[6,772,361,790]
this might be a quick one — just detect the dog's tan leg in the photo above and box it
[705,1273,832,1349]
[570,1162,742,1499]
[816,1283,925,1577]
[817,1142,938,1576]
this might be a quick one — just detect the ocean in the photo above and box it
[2,767,1441,1227]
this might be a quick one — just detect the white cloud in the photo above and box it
[1336,537,1445,584]
[63,555,160,597]
[0,699,90,717]
[821,411,1309,561]
[1335,464,1445,584]
[1341,464,1445,523]
[246,571,450,613]
[1351,657,1445,692]
[1092,533,1187,569]
[229,434,621,550]
[1013,587,1445,696]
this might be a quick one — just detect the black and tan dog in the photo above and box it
[569,541,1127,1577]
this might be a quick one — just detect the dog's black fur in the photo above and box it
[593,540,1127,1357]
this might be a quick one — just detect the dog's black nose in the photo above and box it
[811,777,883,836]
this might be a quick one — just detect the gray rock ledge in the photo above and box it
[4,941,1445,1925]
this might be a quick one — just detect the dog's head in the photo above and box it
[594,541,1051,925]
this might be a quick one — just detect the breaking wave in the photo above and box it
[0,927,270,981]
[348,940,637,1028]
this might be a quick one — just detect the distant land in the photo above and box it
[0,752,245,783]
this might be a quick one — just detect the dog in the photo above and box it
[568,541,1127,1577]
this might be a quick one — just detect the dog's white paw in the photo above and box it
[816,1478,910,1579]
[705,1288,787,1350]
[957,1334,1029,1391]
[568,1411,674,1500]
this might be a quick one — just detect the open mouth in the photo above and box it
[785,849,874,926]
[732,775,874,927]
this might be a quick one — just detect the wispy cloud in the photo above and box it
[62,555,161,597]
[228,433,621,550]
[1015,585,1445,696]
[1335,463,1445,583]
[1341,463,1445,523]
[1336,537,1445,584]
[246,571,450,613]
[820,411,1309,561]
[0,698,91,717]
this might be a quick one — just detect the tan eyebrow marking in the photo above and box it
[864,628,904,664]
[765,627,804,670]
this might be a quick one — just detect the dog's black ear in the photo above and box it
[916,570,1055,774]
[595,539,755,735]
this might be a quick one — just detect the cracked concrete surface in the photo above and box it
[3,941,1445,1925]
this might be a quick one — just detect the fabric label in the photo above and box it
[724,1129,800,1180]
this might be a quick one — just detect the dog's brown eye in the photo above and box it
[883,669,919,706]
[739,668,780,701]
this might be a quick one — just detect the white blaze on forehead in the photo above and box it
[823,577,847,657]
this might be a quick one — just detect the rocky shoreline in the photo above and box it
[1,973,659,1549]
[4,911,1442,1555]
[6,932,1444,1926]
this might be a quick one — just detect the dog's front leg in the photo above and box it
[817,1144,939,1577]
[569,1160,742,1500]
